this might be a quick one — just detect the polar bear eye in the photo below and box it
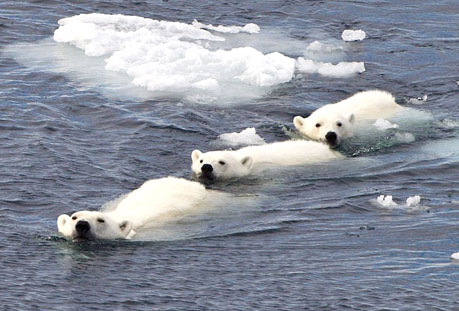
[315,123,321,128]
[200,160,203,163]
[337,122,342,127]
[72,216,77,220]
[218,161,226,165]
[97,218,105,223]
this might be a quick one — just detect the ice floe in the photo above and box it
[341,29,366,41]
[7,13,368,104]
[452,252,459,260]
[216,128,266,147]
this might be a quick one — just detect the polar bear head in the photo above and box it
[293,111,354,146]
[191,149,252,180]
[57,211,133,241]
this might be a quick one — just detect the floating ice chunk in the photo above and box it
[406,195,421,207]
[52,13,295,104]
[452,252,459,260]
[296,58,365,77]
[395,132,415,143]
[217,128,266,147]
[373,118,399,130]
[317,62,365,77]
[376,195,398,207]
[192,19,260,34]
[306,41,344,53]
[341,29,366,41]
[408,95,428,105]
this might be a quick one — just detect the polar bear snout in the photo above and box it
[325,131,338,146]
[75,220,90,235]
[200,164,215,179]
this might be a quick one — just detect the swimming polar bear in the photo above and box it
[293,90,405,146]
[57,177,217,241]
[191,140,344,180]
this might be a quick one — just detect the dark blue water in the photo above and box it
[1,1,458,310]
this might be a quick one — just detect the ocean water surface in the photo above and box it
[0,0,458,310]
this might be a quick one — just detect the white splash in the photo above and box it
[296,58,365,77]
[406,195,421,207]
[192,19,260,34]
[373,118,399,130]
[376,195,398,207]
[408,95,428,105]
[217,127,266,147]
[341,29,366,41]
[452,252,459,260]
[375,195,422,209]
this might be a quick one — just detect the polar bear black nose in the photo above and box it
[201,164,213,173]
[325,131,338,145]
[75,220,90,234]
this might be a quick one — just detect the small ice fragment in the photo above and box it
[341,29,366,41]
[317,61,365,78]
[451,252,459,260]
[406,195,421,207]
[395,132,415,143]
[373,118,399,130]
[377,195,398,207]
[408,95,428,105]
[296,58,365,77]
[218,128,265,147]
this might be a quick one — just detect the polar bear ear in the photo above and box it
[191,150,202,162]
[240,156,253,169]
[57,214,70,230]
[119,220,133,236]
[346,113,355,124]
[293,116,306,129]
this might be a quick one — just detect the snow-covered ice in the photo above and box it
[373,118,399,130]
[52,13,295,104]
[341,29,366,41]
[217,128,266,147]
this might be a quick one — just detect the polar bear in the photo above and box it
[57,177,214,241]
[191,140,344,180]
[293,90,405,146]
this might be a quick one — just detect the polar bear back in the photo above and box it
[108,177,209,228]
[318,90,403,121]
[236,140,343,167]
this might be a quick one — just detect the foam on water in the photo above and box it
[216,128,266,147]
[408,95,428,105]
